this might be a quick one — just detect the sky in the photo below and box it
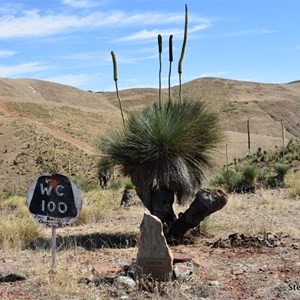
[0,0,300,92]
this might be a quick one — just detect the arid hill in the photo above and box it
[0,77,299,196]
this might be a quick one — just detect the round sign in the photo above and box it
[26,173,82,227]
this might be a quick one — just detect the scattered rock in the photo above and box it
[213,232,282,248]
[173,262,193,281]
[211,238,231,248]
[0,274,26,282]
[172,251,205,268]
[209,280,220,288]
[231,269,244,276]
[115,276,136,289]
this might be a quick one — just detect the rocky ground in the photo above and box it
[0,189,299,299]
[0,233,299,299]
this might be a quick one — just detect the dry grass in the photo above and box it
[286,171,300,198]
[0,187,299,299]
[208,189,300,239]
[0,195,41,249]
[1,186,299,249]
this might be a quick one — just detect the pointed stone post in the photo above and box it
[136,213,173,281]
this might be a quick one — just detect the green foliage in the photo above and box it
[100,101,223,199]
[256,167,270,185]
[71,175,97,192]
[109,177,135,190]
[211,139,300,193]
[242,165,257,185]
[212,165,257,193]
[124,179,135,190]
[274,163,290,177]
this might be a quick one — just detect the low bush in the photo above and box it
[211,139,299,193]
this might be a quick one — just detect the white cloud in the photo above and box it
[62,0,102,8]
[0,50,17,58]
[44,73,99,88]
[0,10,98,38]
[117,24,210,42]
[0,62,50,76]
[0,8,212,40]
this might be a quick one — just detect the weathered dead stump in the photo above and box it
[168,189,228,240]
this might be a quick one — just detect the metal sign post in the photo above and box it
[52,227,57,269]
[26,173,82,270]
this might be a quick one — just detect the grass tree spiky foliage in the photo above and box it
[100,100,223,203]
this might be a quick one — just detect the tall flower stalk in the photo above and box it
[168,35,173,102]
[158,34,163,108]
[111,51,125,128]
[178,4,188,102]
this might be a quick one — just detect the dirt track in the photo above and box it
[0,99,99,156]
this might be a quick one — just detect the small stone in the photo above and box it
[231,269,244,275]
[209,280,220,288]
[235,263,251,272]
[173,262,193,281]
[115,276,136,289]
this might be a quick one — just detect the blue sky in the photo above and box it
[0,0,299,92]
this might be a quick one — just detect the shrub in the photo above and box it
[71,175,96,192]
[256,167,270,186]
[211,169,242,193]
[242,165,257,185]
[274,163,290,177]
[109,177,135,190]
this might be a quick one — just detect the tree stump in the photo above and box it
[169,189,228,240]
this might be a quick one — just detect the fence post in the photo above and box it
[225,143,228,171]
[281,119,285,160]
[247,119,251,156]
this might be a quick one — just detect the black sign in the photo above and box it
[27,173,82,227]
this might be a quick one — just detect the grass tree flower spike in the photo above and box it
[111,51,125,128]
[178,4,188,103]
[168,35,173,102]
[158,34,163,108]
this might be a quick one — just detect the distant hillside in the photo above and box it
[0,77,299,196]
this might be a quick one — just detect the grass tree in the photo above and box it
[101,101,225,238]
[99,5,227,240]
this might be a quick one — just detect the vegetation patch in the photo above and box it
[211,139,300,194]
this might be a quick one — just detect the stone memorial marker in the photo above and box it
[136,213,173,281]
